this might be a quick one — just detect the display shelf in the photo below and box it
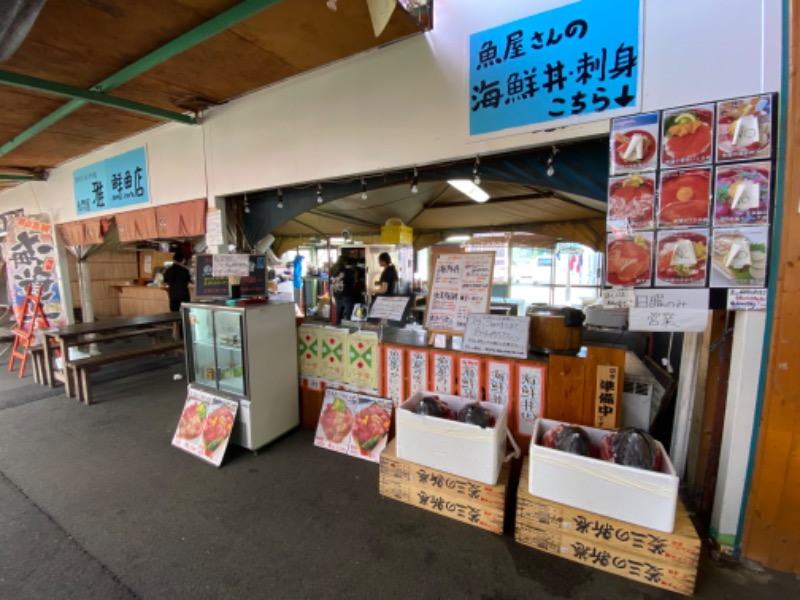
[219,376,245,395]
[193,339,242,352]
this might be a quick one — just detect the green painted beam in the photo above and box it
[0,0,284,157]
[0,70,196,124]
[0,174,35,181]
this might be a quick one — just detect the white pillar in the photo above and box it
[670,330,704,479]
[710,311,766,552]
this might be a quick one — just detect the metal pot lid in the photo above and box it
[525,305,586,326]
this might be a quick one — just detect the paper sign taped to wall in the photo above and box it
[212,253,250,277]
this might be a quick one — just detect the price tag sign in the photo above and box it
[727,288,767,311]
[602,288,634,308]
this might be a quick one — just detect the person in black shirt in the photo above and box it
[329,256,360,324]
[371,252,398,297]
[163,251,192,312]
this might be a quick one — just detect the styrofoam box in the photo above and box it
[397,392,508,486]
[529,418,679,533]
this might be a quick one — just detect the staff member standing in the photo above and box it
[370,252,398,297]
[163,251,192,312]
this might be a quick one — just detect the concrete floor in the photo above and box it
[0,357,798,600]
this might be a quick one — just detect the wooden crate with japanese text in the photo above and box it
[515,459,699,595]
[379,440,507,534]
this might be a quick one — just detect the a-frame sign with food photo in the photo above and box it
[172,386,238,467]
[314,389,393,463]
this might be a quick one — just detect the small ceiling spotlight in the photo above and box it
[361,178,368,201]
[277,189,283,209]
[473,156,481,185]
[411,167,419,194]
[546,146,559,177]
[316,184,323,204]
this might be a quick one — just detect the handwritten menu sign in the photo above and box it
[463,314,530,359]
[629,289,709,332]
[425,252,495,333]
[212,253,250,277]
[369,296,410,321]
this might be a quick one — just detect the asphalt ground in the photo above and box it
[0,354,798,599]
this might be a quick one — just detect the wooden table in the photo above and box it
[41,312,181,396]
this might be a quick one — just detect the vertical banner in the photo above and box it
[4,215,67,326]
[515,362,546,438]
[407,348,430,396]
[320,327,349,382]
[297,325,321,377]
[382,344,407,406]
[486,359,513,407]
[431,351,456,394]
[594,365,620,429]
[346,331,380,391]
[458,354,484,400]
[469,0,642,135]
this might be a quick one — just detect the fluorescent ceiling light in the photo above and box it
[446,235,470,242]
[447,179,490,203]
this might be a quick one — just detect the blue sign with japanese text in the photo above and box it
[73,147,150,215]
[469,0,641,135]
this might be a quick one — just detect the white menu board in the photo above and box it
[462,314,530,359]
[425,252,495,333]
[369,296,410,321]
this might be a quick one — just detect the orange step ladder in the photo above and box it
[8,284,51,378]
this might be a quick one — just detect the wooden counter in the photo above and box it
[113,284,170,316]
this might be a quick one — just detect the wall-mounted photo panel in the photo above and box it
[710,227,769,288]
[609,112,660,176]
[606,232,654,287]
[655,229,709,287]
[660,103,715,168]
[607,173,657,232]
[658,167,712,228]
[713,162,772,227]
[716,95,774,163]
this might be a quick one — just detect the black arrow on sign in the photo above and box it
[614,85,636,107]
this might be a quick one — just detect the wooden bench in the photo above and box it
[68,341,184,405]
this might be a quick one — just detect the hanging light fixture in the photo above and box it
[546,145,559,177]
[277,189,283,209]
[411,167,419,194]
[473,156,481,185]
[361,178,368,201]
[317,184,323,204]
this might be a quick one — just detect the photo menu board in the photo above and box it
[425,251,495,334]
[606,93,776,294]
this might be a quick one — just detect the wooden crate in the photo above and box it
[516,459,700,595]
[379,440,508,534]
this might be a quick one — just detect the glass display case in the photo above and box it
[186,305,246,397]
[182,301,299,451]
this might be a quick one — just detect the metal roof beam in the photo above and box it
[0,0,284,157]
[0,173,35,181]
[0,70,196,124]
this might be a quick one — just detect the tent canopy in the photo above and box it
[245,139,610,255]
